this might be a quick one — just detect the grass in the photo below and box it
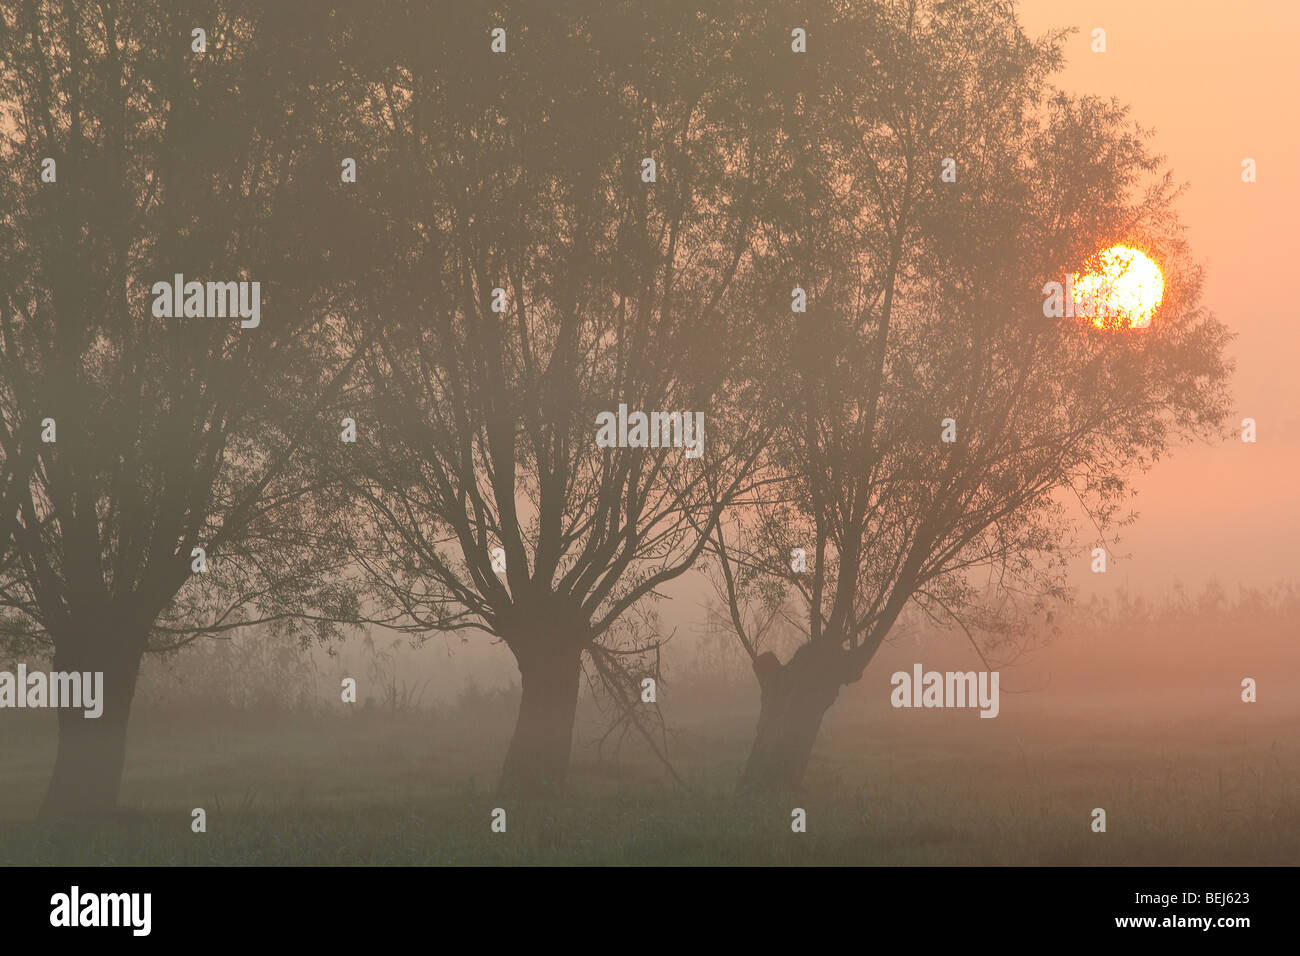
[2,681,1297,865]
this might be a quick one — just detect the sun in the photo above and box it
[1070,245,1164,330]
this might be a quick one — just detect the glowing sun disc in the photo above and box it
[1071,245,1164,329]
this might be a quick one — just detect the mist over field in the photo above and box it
[3,581,1295,866]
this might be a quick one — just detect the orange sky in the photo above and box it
[1019,0,1300,597]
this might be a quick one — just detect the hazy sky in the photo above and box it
[1019,0,1300,597]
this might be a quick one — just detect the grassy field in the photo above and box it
[2,672,1297,865]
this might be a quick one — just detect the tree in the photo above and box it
[326,0,791,793]
[0,0,362,819]
[704,0,1234,793]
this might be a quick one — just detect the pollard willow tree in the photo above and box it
[704,0,1233,793]
[0,1,365,818]
[325,0,794,793]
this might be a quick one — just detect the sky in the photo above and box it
[1018,0,1300,598]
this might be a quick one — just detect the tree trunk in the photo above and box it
[38,628,147,822]
[499,642,582,796]
[740,641,844,794]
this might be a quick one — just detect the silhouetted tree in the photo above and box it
[705,0,1233,793]
[327,0,792,793]
[0,0,363,818]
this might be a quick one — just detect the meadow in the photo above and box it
[2,586,1297,866]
